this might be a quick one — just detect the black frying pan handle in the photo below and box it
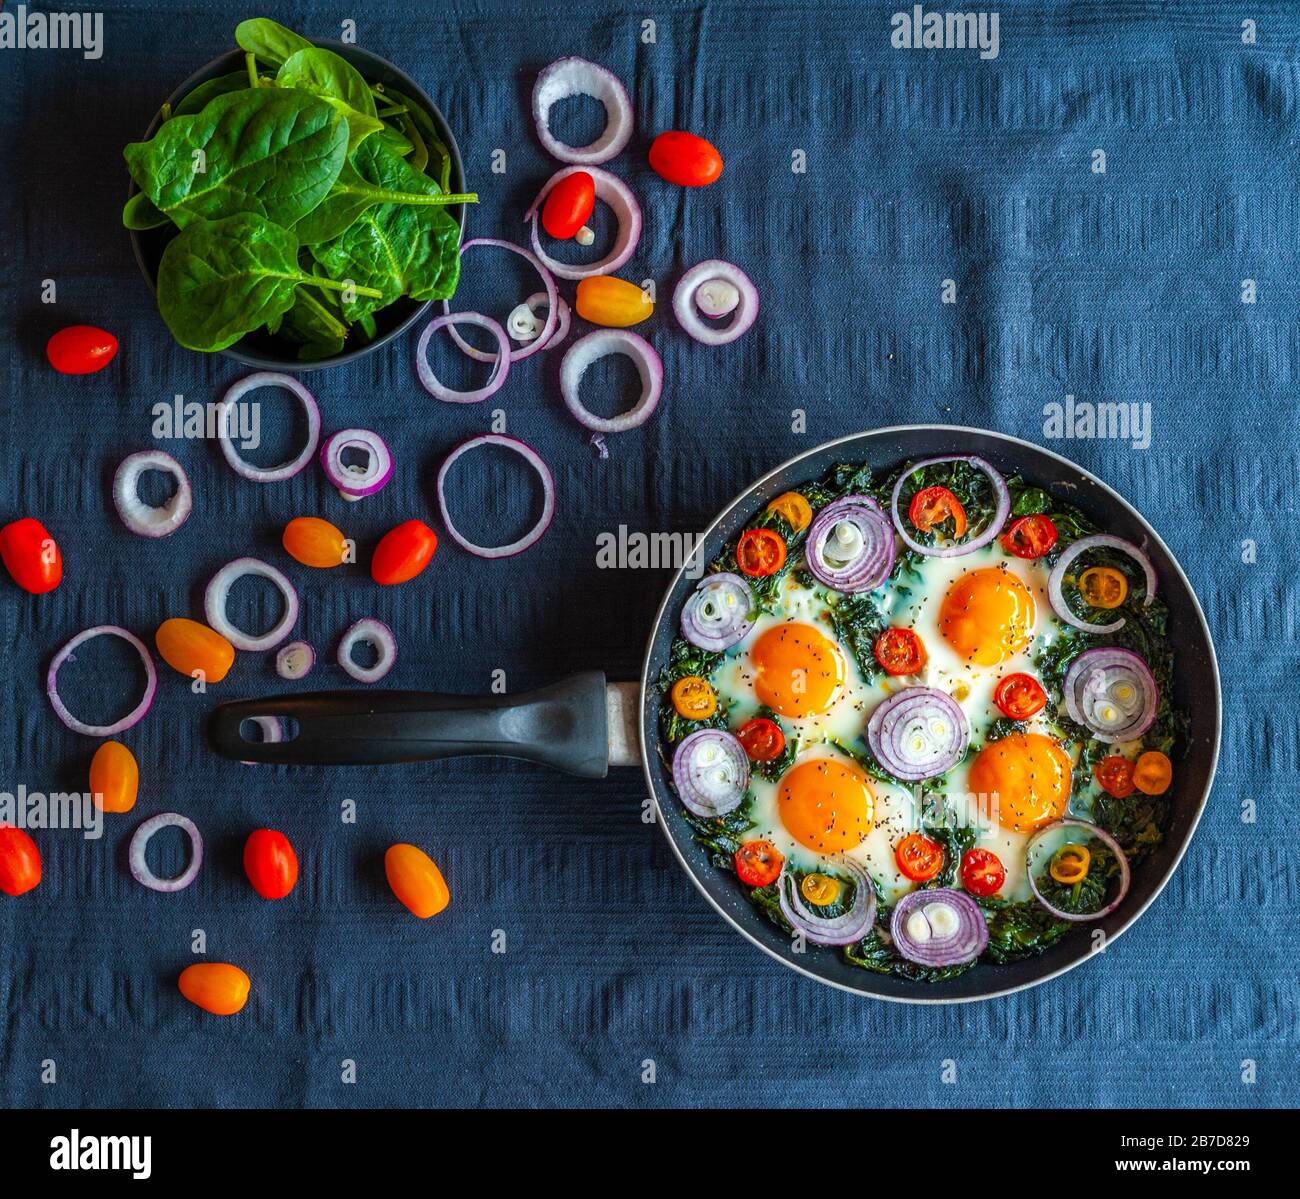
[206,672,610,778]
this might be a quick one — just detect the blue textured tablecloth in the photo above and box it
[2,0,1296,1109]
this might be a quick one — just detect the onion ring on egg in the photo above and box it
[805,494,896,592]
[889,456,1010,557]
[112,450,192,538]
[216,372,320,483]
[1062,647,1159,743]
[525,166,642,281]
[890,888,988,966]
[531,57,633,165]
[679,572,755,652]
[1048,534,1157,634]
[559,330,663,434]
[204,557,299,653]
[777,858,878,946]
[1026,818,1132,922]
[672,260,759,346]
[866,686,970,781]
[47,625,158,737]
[670,729,749,817]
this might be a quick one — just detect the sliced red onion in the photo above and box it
[47,625,157,737]
[680,572,755,652]
[525,166,642,281]
[890,887,988,966]
[672,260,759,346]
[560,330,663,433]
[443,239,556,364]
[320,429,393,499]
[205,558,299,653]
[128,812,202,893]
[1047,534,1158,633]
[1027,818,1131,922]
[671,729,749,817]
[528,291,572,350]
[806,495,895,592]
[866,686,970,781]
[531,57,633,165]
[1062,647,1158,743]
[338,618,396,683]
[436,435,555,559]
[777,858,877,946]
[275,641,315,680]
[889,456,1010,557]
[416,312,511,403]
[112,450,191,538]
[216,372,320,483]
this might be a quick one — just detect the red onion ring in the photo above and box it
[560,330,663,433]
[777,858,878,946]
[672,260,759,346]
[416,313,511,403]
[436,435,555,559]
[338,619,396,683]
[531,57,633,165]
[670,729,749,818]
[275,641,314,680]
[216,372,320,483]
[319,429,393,499]
[1026,818,1132,922]
[442,238,557,364]
[47,625,157,737]
[112,450,191,538]
[889,456,1010,557]
[1047,534,1158,633]
[866,686,970,781]
[525,166,642,281]
[890,887,988,966]
[1062,647,1158,743]
[129,812,203,893]
[806,495,895,592]
[679,572,755,652]
[526,291,571,351]
[205,557,299,653]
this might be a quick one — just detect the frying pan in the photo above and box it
[208,426,1221,1003]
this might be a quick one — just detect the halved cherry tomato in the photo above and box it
[0,825,42,897]
[736,528,787,577]
[1001,514,1058,559]
[155,618,235,683]
[384,843,451,918]
[735,839,783,887]
[46,325,118,375]
[243,828,299,900]
[0,518,62,594]
[993,672,1047,720]
[89,741,139,814]
[1079,566,1127,609]
[671,676,716,720]
[371,519,438,585]
[874,628,927,676]
[648,131,724,187]
[283,516,347,568]
[960,848,1006,897]
[766,492,812,533]
[575,276,654,327]
[1133,750,1173,795]
[908,486,968,536]
[541,170,596,239]
[178,963,250,1016]
[1094,755,1136,798]
[801,873,842,906]
[737,717,785,761]
[1049,843,1091,885]
[895,832,944,882]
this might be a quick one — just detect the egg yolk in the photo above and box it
[939,566,1036,667]
[970,732,1073,832]
[778,757,875,853]
[751,622,846,717]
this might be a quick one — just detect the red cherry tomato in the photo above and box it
[960,848,1006,897]
[1001,514,1058,559]
[895,832,944,882]
[736,717,785,762]
[874,628,927,676]
[908,486,968,536]
[242,829,299,900]
[648,131,724,187]
[371,519,438,585]
[735,528,787,577]
[541,170,596,239]
[735,839,784,887]
[0,518,63,594]
[993,672,1048,720]
[1094,755,1136,798]
[0,825,42,896]
[46,325,119,375]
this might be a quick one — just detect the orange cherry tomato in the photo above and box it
[737,717,785,761]
[908,486,968,537]
[46,325,119,374]
[960,848,1006,897]
[574,276,654,327]
[993,672,1048,720]
[648,131,724,187]
[1001,514,1058,559]
[1133,750,1173,795]
[0,518,62,594]
[766,492,813,532]
[89,741,139,813]
[874,628,927,676]
[178,963,251,1016]
[282,516,347,568]
[385,843,451,918]
[541,170,596,239]
[155,617,235,684]
[895,832,945,882]
[735,839,784,887]
[243,828,299,900]
[736,528,787,577]
[1094,755,1136,798]
[371,519,438,585]
[0,826,42,896]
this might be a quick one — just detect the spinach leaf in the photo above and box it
[122,191,170,230]
[280,288,348,360]
[375,124,414,159]
[978,897,1073,963]
[235,17,314,68]
[277,47,385,153]
[379,85,452,191]
[170,71,251,119]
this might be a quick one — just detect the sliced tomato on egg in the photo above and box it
[895,832,944,882]
[993,672,1047,720]
[735,839,784,887]
[960,848,1006,897]
[736,528,787,577]
[908,485,968,537]
[737,717,785,762]
[873,627,927,676]
[1001,514,1058,559]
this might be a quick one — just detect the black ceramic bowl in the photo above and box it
[126,40,467,372]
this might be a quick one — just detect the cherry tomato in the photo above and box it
[283,516,347,568]
[46,325,118,375]
[1079,566,1127,609]
[243,828,299,900]
[736,528,787,577]
[575,276,654,327]
[1094,755,1136,798]
[737,717,785,761]
[908,486,968,536]
[0,825,42,896]
[874,628,927,676]
[0,517,63,594]
[993,672,1047,720]
[89,741,139,814]
[648,131,724,187]
[541,170,596,239]
[766,492,812,532]
[960,848,1006,897]
[1049,843,1091,885]
[671,676,717,720]
[371,519,438,585]
[895,832,944,882]
[178,963,250,1016]
[1001,514,1058,559]
[1133,750,1173,795]
[735,839,783,887]
[800,873,842,906]
[155,618,235,684]
[384,843,451,918]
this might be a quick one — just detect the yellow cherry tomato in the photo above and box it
[385,844,451,918]
[89,741,138,813]
[670,676,717,720]
[1049,843,1091,884]
[766,491,813,533]
[800,873,842,906]
[575,276,654,327]
[283,516,348,568]
[155,618,235,683]
[1079,566,1128,609]
[1133,750,1173,795]
[178,963,251,1016]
